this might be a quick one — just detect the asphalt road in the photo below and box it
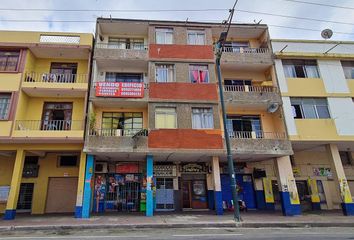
[1,227,354,240]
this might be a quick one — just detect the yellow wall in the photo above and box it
[0,73,22,91]
[348,80,354,97]
[0,122,12,137]
[222,69,268,84]
[0,155,15,212]
[30,58,88,75]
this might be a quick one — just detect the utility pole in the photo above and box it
[215,0,241,222]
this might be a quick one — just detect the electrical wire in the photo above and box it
[283,0,354,10]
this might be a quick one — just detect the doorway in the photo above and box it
[182,179,208,209]
[182,181,192,209]
[155,178,174,211]
[17,183,34,212]
[41,102,73,130]
[50,63,78,83]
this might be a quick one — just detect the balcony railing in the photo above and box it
[88,128,149,137]
[95,43,148,50]
[16,120,84,131]
[224,85,278,93]
[24,73,88,83]
[229,131,286,140]
[222,47,270,54]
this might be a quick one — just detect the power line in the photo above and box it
[283,0,354,10]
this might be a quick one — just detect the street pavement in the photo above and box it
[0,227,354,239]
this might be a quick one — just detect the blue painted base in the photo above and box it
[208,190,214,210]
[255,190,266,210]
[279,191,301,216]
[74,206,83,218]
[214,191,223,215]
[146,189,153,217]
[3,209,16,220]
[312,202,321,211]
[341,203,354,216]
[265,203,275,210]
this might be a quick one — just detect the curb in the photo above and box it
[1,222,354,232]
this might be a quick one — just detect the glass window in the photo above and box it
[342,61,354,79]
[340,151,352,166]
[189,65,209,83]
[0,50,20,71]
[102,112,143,136]
[282,60,319,78]
[155,28,173,44]
[0,93,11,120]
[41,102,73,130]
[108,38,144,50]
[156,64,174,83]
[155,107,176,129]
[226,115,262,138]
[290,98,330,119]
[105,73,142,83]
[59,155,78,167]
[192,108,214,129]
[187,30,205,45]
[223,41,249,52]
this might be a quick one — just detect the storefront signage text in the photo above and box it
[96,82,144,98]
[181,163,206,173]
[116,163,139,173]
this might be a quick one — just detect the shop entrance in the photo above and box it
[181,179,208,209]
[155,178,174,211]
[17,183,34,212]
[296,180,312,212]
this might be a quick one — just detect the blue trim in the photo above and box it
[146,155,153,217]
[214,191,223,215]
[341,203,354,216]
[82,154,94,219]
[207,190,214,210]
[312,202,321,211]
[255,190,266,210]
[265,203,275,210]
[3,209,16,220]
[279,191,301,216]
[74,206,82,218]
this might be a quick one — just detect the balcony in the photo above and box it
[22,72,88,97]
[223,85,281,108]
[85,128,148,153]
[221,47,273,67]
[94,43,148,61]
[228,130,292,156]
[13,120,84,140]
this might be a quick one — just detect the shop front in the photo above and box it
[154,164,177,211]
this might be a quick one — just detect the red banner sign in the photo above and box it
[116,163,139,173]
[96,82,144,98]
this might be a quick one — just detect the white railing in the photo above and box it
[88,128,148,137]
[16,120,84,131]
[24,73,87,83]
[224,85,278,93]
[40,35,80,44]
[95,42,148,50]
[222,47,270,54]
[229,131,286,140]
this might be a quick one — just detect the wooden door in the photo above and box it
[182,181,192,208]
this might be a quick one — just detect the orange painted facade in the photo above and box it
[149,44,214,60]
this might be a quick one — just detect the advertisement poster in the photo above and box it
[94,175,106,212]
[96,82,144,98]
[263,178,274,203]
[307,178,320,203]
[339,178,353,203]
[313,167,332,177]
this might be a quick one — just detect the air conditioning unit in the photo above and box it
[95,162,108,173]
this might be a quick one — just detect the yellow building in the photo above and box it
[0,31,92,219]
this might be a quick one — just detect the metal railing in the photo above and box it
[24,73,88,83]
[224,85,278,93]
[16,120,84,131]
[228,131,286,140]
[222,47,270,54]
[88,128,148,137]
[95,42,148,50]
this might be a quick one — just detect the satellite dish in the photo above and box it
[267,103,279,113]
[321,29,333,40]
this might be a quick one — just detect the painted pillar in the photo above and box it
[326,144,354,216]
[307,178,321,210]
[274,156,301,216]
[146,155,153,217]
[173,162,181,211]
[4,149,25,220]
[75,152,87,218]
[254,178,266,210]
[206,171,214,210]
[82,154,94,218]
[262,178,275,210]
[212,156,223,215]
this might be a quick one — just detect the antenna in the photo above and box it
[321,29,333,40]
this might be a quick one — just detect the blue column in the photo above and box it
[82,154,94,218]
[146,155,153,217]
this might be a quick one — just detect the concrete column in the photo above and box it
[75,152,87,218]
[212,156,223,215]
[173,162,181,211]
[4,149,25,220]
[307,178,321,210]
[274,156,301,216]
[326,144,354,215]
[254,178,266,210]
[146,155,153,217]
[206,171,214,210]
[262,178,275,210]
[82,154,94,218]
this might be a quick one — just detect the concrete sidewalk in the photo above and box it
[1,210,354,231]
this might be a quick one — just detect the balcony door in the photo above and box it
[50,63,78,83]
[226,115,262,138]
[101,112,143,136]
[41,102,73,130]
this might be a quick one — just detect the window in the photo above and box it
[41,102,73,130]
[224,79,251,86]
[59,155,78,167]
[290,98,330,119]
[342,61,354,79]
[189,65,209,83]
[108,37,145,50]
[156,64,175,83]
[155,28,173,44]
[187,30,205,45]
[0,93,11,120]
[0,50,20,71]
[282,60,319,78]
[226,115,262,138]
[192,108,213,129]
[102,112,143,136]
[105,73,142,83]
[223,41,249,52]
[340,151,352,166]
[155,107,176,129]
[49,63,78,83]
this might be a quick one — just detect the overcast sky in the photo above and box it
[0,0,353,41]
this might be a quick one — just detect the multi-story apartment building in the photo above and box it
[0,31,93,219]
[272,39,354,215]
[81,18,298,218]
